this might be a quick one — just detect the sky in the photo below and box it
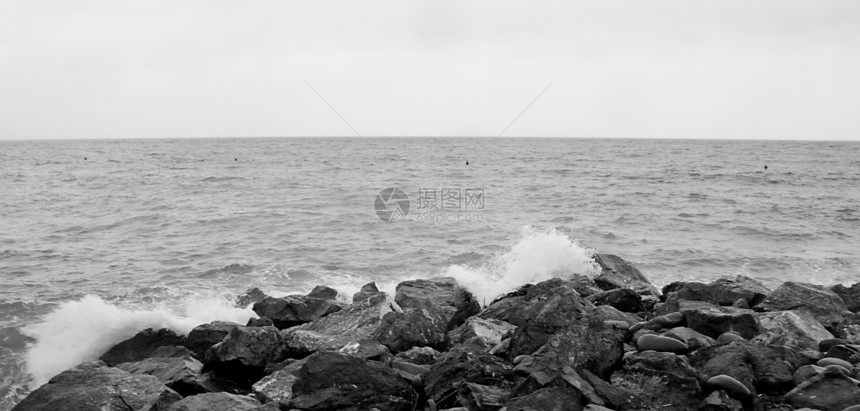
[1,1,858,140]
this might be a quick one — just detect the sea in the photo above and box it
[1,137,859,409]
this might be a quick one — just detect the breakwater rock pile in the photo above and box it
[13,254,860,410]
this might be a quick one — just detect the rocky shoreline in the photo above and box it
[12,254,860,411]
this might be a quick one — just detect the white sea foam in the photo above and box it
[21,295,254,388]
[445,226,600,305]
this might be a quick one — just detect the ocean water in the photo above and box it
[1,137,859,408]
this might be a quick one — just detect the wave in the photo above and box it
[21,295,254,389]
[201,176,247,183]
[445,226,599,305]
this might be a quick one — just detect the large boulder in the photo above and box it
[679,300,758,339]
[183,321,242,360]
[515,319,625,380]
[100,328,186,366]
[753,310,835,351]
[373,298,449,353]
[592,254,660,298]
[423,343,514,408]
[252,358,307,407]
[204,326,287,388]
[663,276,771,308]
[395,277,481,329]
[587,288,645,313]
[448,317,516,348]
[306,285,339,301]
[831,282,860,313]
[252,296,341,329]
[164,392,263,411]
[785,366,860,410]
[12,361,180,411]
[351,281,382,303]
[690,341,809,396]
[757,282,850,329]
[287,351,414,411]
[612,351,702,410]
[116,346,209,397]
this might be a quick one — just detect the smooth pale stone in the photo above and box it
[636,333,688,353]
[818,357,854,370]
[844,404,860,411]
[717,331,745,344]
[706,374,751,397]
[823,364,852,376]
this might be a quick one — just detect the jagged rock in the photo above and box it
[236,287,268,308]
[578,368,640,410]
[758,282,850,329]
[100,328,186,366]
[204,326,287,388]
[395,346,440,365]
[690,341,808,395]
[352,281,382,303]
[336,339,390,361]
[786,367,860,410]
[164,392,263,410]
[510,357,604,406]
[587,288,645,313]
[663,276,770,308]
[423,343,514,408]
[831,312,860,343]
[831,282,860,313]
[457,383,509,411]
[794,364,825,384]
[613,351,702,410]
[824,344,860,364]
[395,277,480,329]
[281,292,396,355]
[306,285,339,301]
[374,298,448,353]
[116,347,208,397]
[252,358,306,406]
[448,317,516,347]
[12,361,180,411]
[700,390,744,411]
[246,317,273,327]
[252,296,341,329]
[567,273,603,297]
[664,327,715,351]
[287,351,414,411]
[754,310,835,350]
[679,300,758,339]
[592,304,641,327]
[504,385,584,411]
[593,254,660,298]
[184,321,242,360]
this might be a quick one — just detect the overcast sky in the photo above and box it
[1,1,858,140]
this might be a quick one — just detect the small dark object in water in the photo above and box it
[764,165,768,170]
[466,160,469,165]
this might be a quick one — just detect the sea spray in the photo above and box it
[22,295,254,388]
[445,226,599,304]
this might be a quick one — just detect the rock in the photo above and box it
[235,287,268,308]
[717,331,746,344]
[287,351,414,411]
[679,300,758,339]
[503,385,584,411]
[630,311,685,333]
[100,328,186,366]
[336,339,391,361]
[352,281,381,303]
[758,282,850,329]
[395,346,440,365]
[395,277,480,329]
[246,317,274,327]
[592,253,660,298]
[690,341,808,395]
[587,288,645,313]
[567,273,603,297]
[252,358,306,406]
[831,282,860,313]
[184,321,242,360]
[831,312,860,343]
[612,351,701,410]
[374,298,448,353]
[817,357,853,370]
[578,368,641,410]
[457,383,509,411]
[12,361,181,411]
[825,344,860,364]
[306,285,339,301]
[664,327,716,351]
[636,333,688,353]
[116,349,207,397]
[448,317,516,348]
[204,326,287,388]
[510,355,603,406]
[754,310,835,350]
[786,367,860,410]
[592,304,641,327]
[664,276,771,308]
[251,296,341,329]
[820,338,851,352]
[423,343,514,408]
[281,291,396,355]
[794,364,825,384]
[164,392,263,410]
[705,374,751,398]
[700,390,745,411]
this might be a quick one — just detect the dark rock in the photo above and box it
[288,351,415,411]
[100,328,186,366]
[448,317,516,348]
[664,327,715,351]
[395,277,481,330]
[831,282,860,313]
[592,304,641,327]
[510,357,604,406]
[204,326,287,388]
[831,312,860,343]
[251,296,341,329]
[252,358,306,407]
[12,361,180,411]
[578,368,640,410]
[592,253,660,298]
[336,339,391,361]
[754,310,835,350]
[423,343,514,408]
[613,351,702,410]
[352,281,381,303]
[700,389,745,411]
[164,392,263,410]
[679,300,758,339]
[567,273,603,297]
[786,367,860,410]
[758,281,850,329]
[504,385,584,411]
[690,341,808,395]
[246,317,273,327]
[183,321,242,360]
[824,344,860,364]
[707,276,771,308]
[395,346,440,365]
[116,349,207,397]
[235,287,268,308]
[587,288,645,313]
[457,383,509,411]
[662,281,710,303]
[306,285,339,301]
[374,298,448,353]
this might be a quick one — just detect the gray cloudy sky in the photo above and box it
[1,1,858,140]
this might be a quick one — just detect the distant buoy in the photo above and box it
[466,160,469,166]
[234,158,238,161]
[764,165,768,170]
[84,157,87,160]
